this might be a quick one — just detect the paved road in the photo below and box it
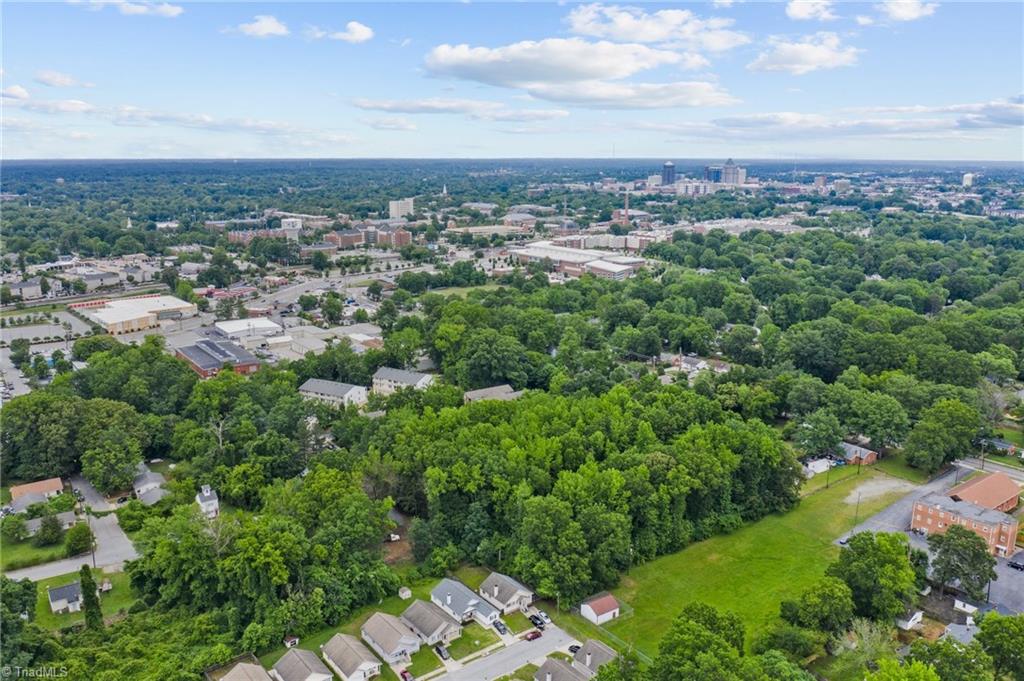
[435,626,575,681]
[959,458,1024,483]
[5,514,138,581]
[837,466,958,542]
[70,474,114,512]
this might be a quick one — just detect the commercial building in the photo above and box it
[8,277,44,300]
[388,197,415,220]
[70,294,198,335]
[661,161,677,186]
[911,488,1019,557]
[176,339,261,379]
[704,159,746,185]
[962,173,974,188]
[326,229,365,249]
[215,318,283,339]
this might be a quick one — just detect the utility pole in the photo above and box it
[853,492,862,527]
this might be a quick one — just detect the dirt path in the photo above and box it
[844,476,917,504]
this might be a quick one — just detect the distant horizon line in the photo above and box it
[6,156,1023,165]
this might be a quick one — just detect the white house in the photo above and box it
[580,594,620,625]
[431,578,500,626]
[270,648,332,681]
[47,581,83,614]
[479,571,534,614]
[321,634,382,681]
[896,608,924,631]
[371,367,434,396]
[361,612,420,665]
[196,485,220,519]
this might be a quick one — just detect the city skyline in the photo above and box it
[3,1,1023,160]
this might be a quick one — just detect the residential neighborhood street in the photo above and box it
[435,625,575,681]
[6,514,138,581]
[70,473,114,512]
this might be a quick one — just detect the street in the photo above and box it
[5,514,138,581]
[435,625,575,681]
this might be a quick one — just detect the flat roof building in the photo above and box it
[70,295,197,335]
[176,340,261,379]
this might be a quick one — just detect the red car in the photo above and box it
[400,671,414,681]
[524,630,542,641]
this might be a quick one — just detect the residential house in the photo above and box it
[196,485,220,519]
[580,594,620,625]
[463,385,523,404]
[10,477,64,502]
[360,612,421,665]
[400,599,462,646]
[479,571,534,614]
[47,581,82,614]
[134,463,169,507]
[270,648,332,681]
[431,578,500,626]
[9,492,49,514]
[298,378,369,408]
[321,633,382,681]
[25,511,78,537]
[839,442,878,466]
[534,659,586,681]
[371,367,434,396]
[222,663,274,681]
[572,640,617,678]
[896,608,924,631]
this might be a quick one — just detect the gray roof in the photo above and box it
[401,599,461,640]
[432,578,499,620]
[918,492,1016,526]
[133,464,166,492]
[321,634,378,677]
[222,663,273,681]
[299,378,362,399]
[25,511,77,535]
[178,340,258,371]
[943,623,978,645]
[362,612,417,655]
[574,639,617,673]
[464,385,523,402]
[196,486,218,504]
[138,487,169,506]
[9,492,48,514]
[839,441,876,461]
[534,658,586,681]
[48,581,81,605]
[373,366,432,386]
[272,648,330,681]
[480,572,533,606]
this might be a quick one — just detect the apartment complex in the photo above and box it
[911,472,1020,556]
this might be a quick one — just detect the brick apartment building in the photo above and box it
[911,472,1021,557]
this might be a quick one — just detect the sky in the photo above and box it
[3,1,1023,160]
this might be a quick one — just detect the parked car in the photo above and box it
[493,620,509,635]
[524,630,542,641]
[568,645,581,654]
[400,671,414,681]
[528,614,545,630]
[434,644,450,660]
[1009,557,1024,571]
[538,610,551,624]
[116,496,130,505]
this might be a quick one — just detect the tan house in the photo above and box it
[320,634,381,681]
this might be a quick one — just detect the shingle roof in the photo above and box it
[464,385,523,402]
[534,658,586,681]
[48,581,81,605]
[322,634,378,677]
[480,572,532,606]
[25,511,77,535]
[582,593,619,617]
[138,487,169,506]
[574,639,617,673]
[196,485,218,504]
[272,648,330,681]
[299,378,362,398]
[432,578,499,620]
[362,612,416,655]
[948,472,1020,510]
[401,600,460,640]
[222,663,273,681]
[9,477,63,500]
[9,492,48,514]
[839,441,876,462]
[373,366,432,386]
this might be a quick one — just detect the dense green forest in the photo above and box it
[3,173,1024,679]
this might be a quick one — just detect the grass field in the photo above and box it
[1,538,66,571]
[874,451,931,483]
[591,470,909,658]
[34,569,134,631]
[504,610,534,634]
[496,663,539,680]
[406,645,443,677]
[447,622,500,660]
[800,464,860,496]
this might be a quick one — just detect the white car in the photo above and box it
[387,533,401,542]
[538,610,551,624]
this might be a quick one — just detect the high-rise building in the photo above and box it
[704,165,723,183]
[704,159,745,185]
[834,179,852,193]
[661,161,676,186]
[814,175,826,189]
[962,173,974,188]
[388,197,415,219]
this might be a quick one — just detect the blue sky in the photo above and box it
[3,1,1022,160]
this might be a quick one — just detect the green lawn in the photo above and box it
[34,569,134,631]
[593,470,909,658]
[447,622,500,661]
[406,645,443,677]
[874,451,930,484]
[504,610,534,634]
[800,464,859,496]
[1,486,11,504]
[1,538,67,571]
[496,663,539,680]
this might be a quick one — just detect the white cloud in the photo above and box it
[850,97,1024,129]
[856,15,875,25]
[2,85,30,100]
[565,4,749,52]
[527,80,737,108]
[7,97,96,113]
[35,70,93,88]
[785,0,837,21]
[307,20,374,43]
[876,0,938,21]
[4,117,95,141]
[359,116,417,131]
[712,0,735,7]
[77,1,183,17]
[352,97,570,121]
[236,15,289,38]
[748,32,861,75]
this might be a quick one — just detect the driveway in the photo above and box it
[5,514,138,581]
[70,474,114,512]
[837,466,958,542]
[435,625,575,681]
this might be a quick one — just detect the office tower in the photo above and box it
[962,173,974,188]
[661,161,676,186]
[388,197,415,219]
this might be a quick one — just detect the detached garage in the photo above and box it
[581,593,620,625]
